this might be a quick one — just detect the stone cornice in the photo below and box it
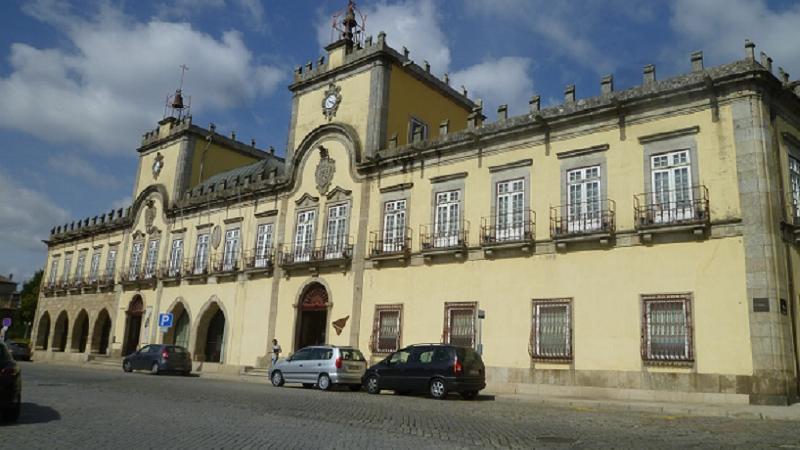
[254,209,279,218]
[429,172,468,183]
[557,144,609,160]
[489,159,533,172]
[638,126,700,144]
[379,182,414,193]
[782,132,800,149]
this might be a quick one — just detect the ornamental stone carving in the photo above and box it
[315,146,336,195]
[144,200,156,234]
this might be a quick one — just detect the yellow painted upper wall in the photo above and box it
[386,64,471,147]
[189,140,262,187]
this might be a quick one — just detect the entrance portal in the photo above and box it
[295,283,329,350]
[71,310,89,353]
[122,295,144,356]
[204,310,225,363]
[35,312,51,350]
[91,309,112,355]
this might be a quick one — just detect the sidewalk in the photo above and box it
[35,358,800,422]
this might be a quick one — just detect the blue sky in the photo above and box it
[1,0,799,285]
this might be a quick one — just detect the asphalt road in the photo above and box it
[1,362,799,449]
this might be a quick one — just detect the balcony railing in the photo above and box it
[420,222,469,251]
[159,259,184,280]
[185,256,211,277]
[369,227,412,257]
[280,236,353,267]
[210,253,242,275]
[120,266,156,284]
[243,250,275,272]
[634,185,709,230]
[480,210,535,246]
[550,199,616,239]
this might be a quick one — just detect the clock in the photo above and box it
[152,153,164,178]
[321,84,342,121]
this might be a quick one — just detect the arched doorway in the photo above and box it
[164,302,190,349]
[35,312,51,350]
[71,310,89,353]
[53,311,69,352]
[295,283,329,350]
[91,309,112,355]
[195,302,225,363]
[122,295,144,356]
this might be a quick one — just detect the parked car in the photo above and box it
[270,346,366,391]
[0,342,21,422]
[5,341,31,362]
[122,344,192,375]
[362,344,486,400]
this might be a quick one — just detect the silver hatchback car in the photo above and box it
[270,346,366,391]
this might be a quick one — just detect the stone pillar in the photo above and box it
[643,64,656,85]
[365,59,391,157]
[564,85,575,104]
[601,75,614,95]
[691,51,704,72]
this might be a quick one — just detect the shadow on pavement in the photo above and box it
[0,403,61,426]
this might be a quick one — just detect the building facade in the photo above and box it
[31,31,800,404]
[0,274,19,325]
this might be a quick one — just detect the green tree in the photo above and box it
[9,270,42,340]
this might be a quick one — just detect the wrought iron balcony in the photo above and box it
[279,236,353,272]
[420,222,469,256]
[242,250,275,273]
[184,256,211,278]
[634,185,709,234]
[159,259,184,280]
[120,266,156,286]
[550,200,615,244]
[369,227,412,259]
[210,253,242,276]
[480,210,535,250]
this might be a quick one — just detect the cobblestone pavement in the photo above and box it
[2,363,800,449]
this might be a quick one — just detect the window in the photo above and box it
[408,117,428,142]
[168,238,183,276]
[389,349,411,364]
[293,210,315,262]
[222,229,240,271]
[62,254,73,283]
[194,233,210,274]
[89,251,101,283]
[434,190,461,247]
[566,166,601,232]
[255,223,274,268]
[651,150,693,223]
[641,294,693,363]
[382,200,407,252]
[129,241,143,278]
[443,302,476,348]
[48,257,59,286]
[325,204,349,258]
[372,305,402,353]
[496,179,525,241]
[74,250,87,282]
[531,299,572,360]
[144,239,159,278]
[790,156,800,219]
[105,247,117,278]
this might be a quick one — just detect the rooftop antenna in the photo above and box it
[164,64,192,120]
[330,0,366,48]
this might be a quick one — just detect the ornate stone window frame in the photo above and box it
[529,298,573,363]
[370,303,403,354]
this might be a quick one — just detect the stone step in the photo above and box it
[241,367,268,377]
[87,356,122,367]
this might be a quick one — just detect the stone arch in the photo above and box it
[130,184,169,222]
[90,309,112,355]
[293,281,331,351]
[163,298,192,350]
[52,311,69,352]
[35,311,51,350]
[70,309,90,353]
[122,294,145,355]
[288,123,364,195]
[193,296,229,363]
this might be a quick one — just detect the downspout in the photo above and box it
[198,132,214,184]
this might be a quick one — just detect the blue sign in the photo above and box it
[158,313,173,328]
[1,318,10,328]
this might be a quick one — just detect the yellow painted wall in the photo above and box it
[188,140,262,187]
[386,64,471,147]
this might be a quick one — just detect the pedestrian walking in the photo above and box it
[271,339,282,367]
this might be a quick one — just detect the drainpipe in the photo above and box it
[198,130,214,184]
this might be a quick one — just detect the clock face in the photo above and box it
[324,94,338,110]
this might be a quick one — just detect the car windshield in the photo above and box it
[339,349,365,362]
[0,344,10,361]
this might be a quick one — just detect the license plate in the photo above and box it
[346,364,361,372]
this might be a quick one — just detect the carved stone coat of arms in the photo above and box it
[315,146,335,195]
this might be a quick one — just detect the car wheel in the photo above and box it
[317,374,331,391]
[302,383,314,389]
[123,360,133,373]
[150,362,160,375]
[1,392,21,422]
[271,371,284,387]
[430,378,447,400]
[366,375,380,395]
[461,390,478,400]
[348,384,362,392]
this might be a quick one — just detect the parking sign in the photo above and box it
[158,313,173,328]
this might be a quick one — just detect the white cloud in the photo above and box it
[451,57,534,116]
[156,0,266,32]
[0,2,284,155]
[0,170,70,282]
[317,0,451,72]
[46,155,122,189]
[670,0,800,74]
